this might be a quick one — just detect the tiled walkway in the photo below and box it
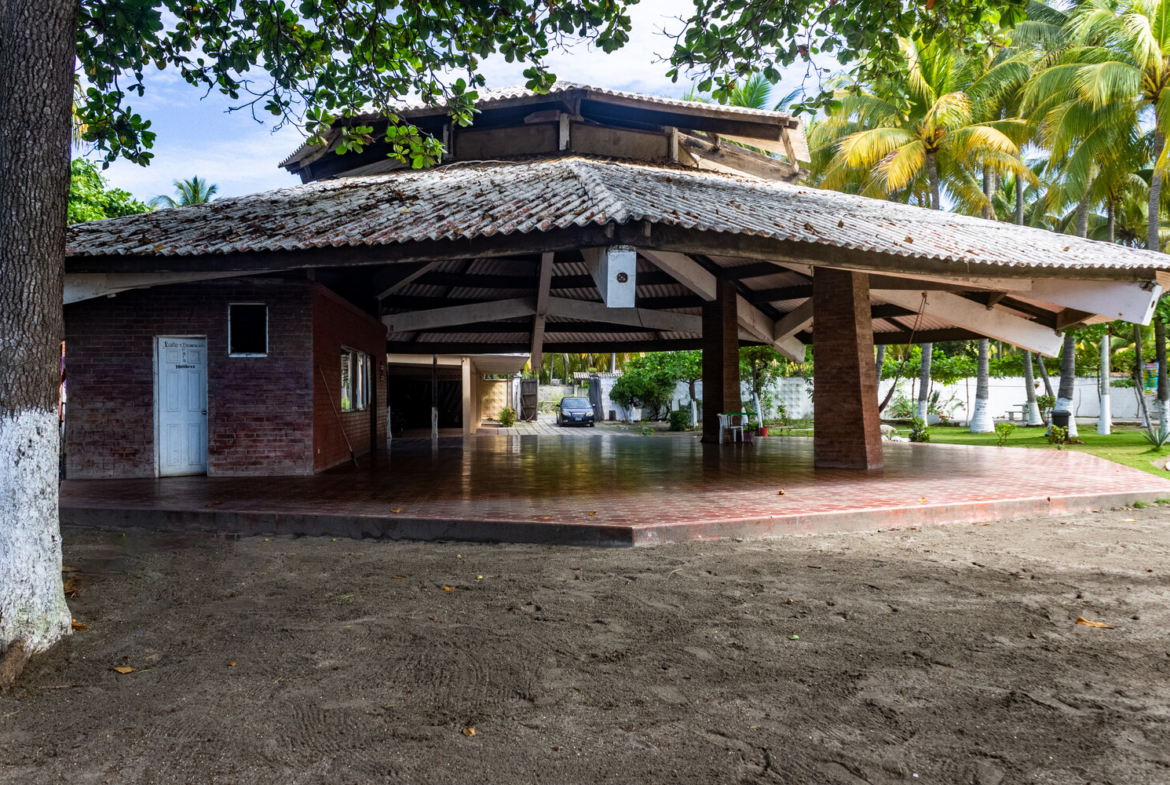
[61,436,1170,546]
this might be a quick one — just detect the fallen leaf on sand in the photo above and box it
[777,489,786,495]
[113,667,135,674]
[462,727,477,737]
[538,516,552,521]
[428,616,437,621]
[442,586,455,591]
[806,565,822,570]
[1076,616,1115,629]
[228,661,237,667]
[71,619,89,631]
[1120,518,1136,522]
[204,500,223,508]
[919,497,928,503]
[588,511,597,516]
[390,508,404,514]
[789,635,800,640]
[393,574,407,579]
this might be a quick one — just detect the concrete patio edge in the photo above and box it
[61,487,1167,548]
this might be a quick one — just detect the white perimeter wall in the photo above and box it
[589,375,1154,424]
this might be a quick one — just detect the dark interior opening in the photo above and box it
[389,378,462,429]
[229,304,267,355]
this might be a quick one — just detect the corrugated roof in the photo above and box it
[278,82,803,168]
[67,156,1170,276]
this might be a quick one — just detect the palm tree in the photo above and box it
[829,37,1031,209]
[1053,333,1079,437]
[1025,0,1170,253]
[969,339,995,432]
[915,343,932,422]
[1022,350,1044,426]
[150,176,219,209]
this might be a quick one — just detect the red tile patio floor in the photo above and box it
[60,436,1170,546]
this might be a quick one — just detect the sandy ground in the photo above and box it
[2,509,1169,784]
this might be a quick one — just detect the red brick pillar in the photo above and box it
[813,268,883,469]
[702,279,741,443]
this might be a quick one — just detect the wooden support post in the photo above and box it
[431,353,439,447]
[813,269,883,469]
[701,279,741,443]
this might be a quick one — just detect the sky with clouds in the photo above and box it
[93,0,827,202]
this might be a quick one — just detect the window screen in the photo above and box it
[229,304,267,356]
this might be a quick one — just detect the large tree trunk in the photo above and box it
[1150,131,1164,252]
[0,0,78,683]
[915,343,932,421]
[1055,333,1078,437]
[875,345,885,387]
[1023,349,1043,425]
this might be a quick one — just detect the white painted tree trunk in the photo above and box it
[969,339,994,433]
[1055,397,1080,437]
[690,400,698,428]
[753,391,764,428]
[0,409,71,656]
[1098,339,1111,435]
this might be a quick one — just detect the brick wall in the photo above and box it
[312,286,387,471]
[701,279,741,442]
[65,278,315,478]
[812,269,883,470]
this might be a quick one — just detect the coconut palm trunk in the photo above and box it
[1134,324,1152,430]
[916,344,933,422]
[875,345,885,386]
[1157,317,1168,436]
[969,339,994,432]
[1098,334,1112,435]
[1150,132,1164,253]
[1055,333,1078,437]
[1023,350,1044,426]
[1036,353,1054,398]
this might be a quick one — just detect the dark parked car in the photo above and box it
[555,396,596,427]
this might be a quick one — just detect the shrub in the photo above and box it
[1036,394,1056,426]
[668,410,690,432]
[498,406,516,428]
[994,421,1016,446]
[1047,425,1067,449]
[1133,500,1151,509]
[909,417,930,443]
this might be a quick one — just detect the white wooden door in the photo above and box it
[156,337,208,476]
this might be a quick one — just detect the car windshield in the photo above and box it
[562,398,591,407]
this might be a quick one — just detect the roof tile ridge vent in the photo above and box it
[564,158,634,228]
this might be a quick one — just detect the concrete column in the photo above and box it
[461,356,473,437]
[701,279,741,443]
[813,268,883,469]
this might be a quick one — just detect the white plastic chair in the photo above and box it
[718,413,744,444]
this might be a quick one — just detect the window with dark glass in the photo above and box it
[228,304,267,356]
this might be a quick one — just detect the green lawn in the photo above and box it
[920,424,1170,477]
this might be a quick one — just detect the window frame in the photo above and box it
[340,346,372,412]
[227,303,269,358]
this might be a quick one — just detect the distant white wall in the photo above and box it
[585,372,1154,424]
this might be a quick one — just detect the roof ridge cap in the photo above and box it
[564,158,632,226]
